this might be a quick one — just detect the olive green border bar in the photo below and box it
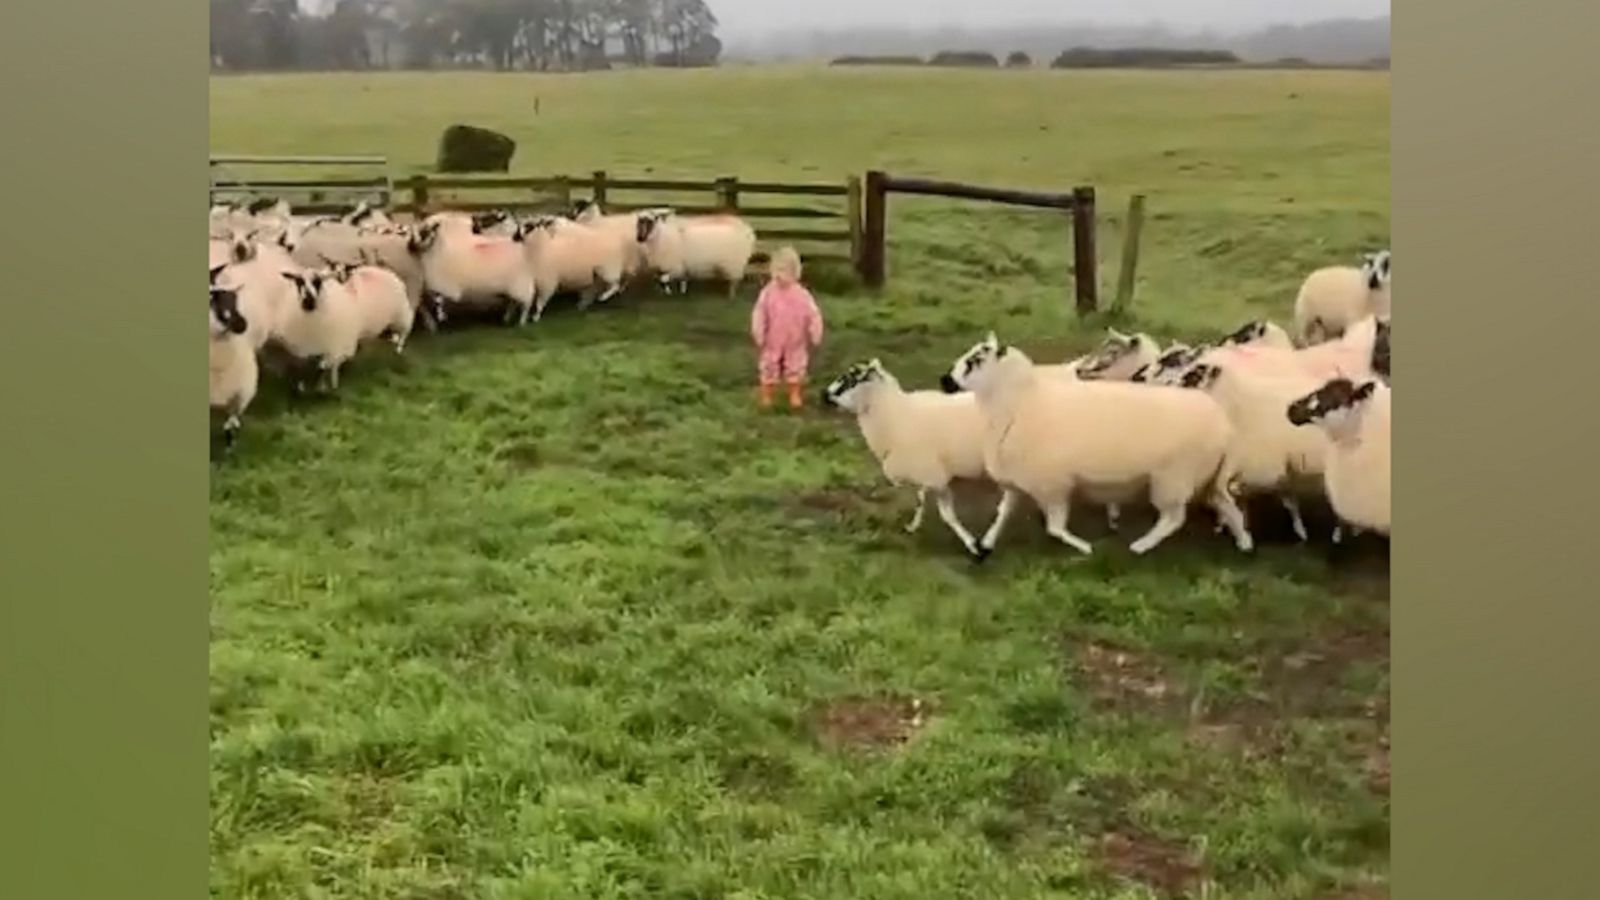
[0,1,206,898]
[1398,0,1600,897]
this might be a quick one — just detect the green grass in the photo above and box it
[210,67,1390,899]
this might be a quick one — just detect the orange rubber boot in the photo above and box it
[787,381,804,409]
[758,383,775,409]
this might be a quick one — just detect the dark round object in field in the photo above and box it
[436,125,516,174]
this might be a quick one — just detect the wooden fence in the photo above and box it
[210,160,1135,309]
[860,171,1102,315]
[209,168,863,269]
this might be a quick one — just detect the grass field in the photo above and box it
[209,67,1391,899]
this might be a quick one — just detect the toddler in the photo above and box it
[750,246,824,409]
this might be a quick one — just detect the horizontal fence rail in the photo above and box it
[862,170,1099,314]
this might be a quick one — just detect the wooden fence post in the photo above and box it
[1113,193,1147,314]
[552,175,572,210]
[715,176,739,211]
[846,175,864,271]
[1070,185,1098,316]
[592,170,608,207]
[409,174,431,218]
[862,170,888,288]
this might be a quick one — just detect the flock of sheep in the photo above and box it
[822,250,1392,559]
[209,193,1390,562]
[207,196,759,447]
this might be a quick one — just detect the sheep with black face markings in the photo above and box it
[1293,250,1391,345]
[822,359,991,555]
[569,199,647,282]
[406,219,537,326]
[635,208,757,298]
[1287,376,1391,536]
[208,284,258,451]
[1178,362,1335,544]
[940,333,1250,559]
[273,269,366,393]
[516,214,628,321]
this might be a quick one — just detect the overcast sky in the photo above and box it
[713,0,1391,38]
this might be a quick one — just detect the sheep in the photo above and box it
[272,269,365,393]
[821,359,990,555]
[1177,362,1336,544]
[352,228,437,331]
[1287,376,1391,536]
[1030,329,1163,529]
[1217,319,1294,351]
[1292,250,1392,345]
[635,208,757,298]
[569,200,648,281]
[207,243,301,353]
[515,215,627,322]
[1070,329,1163,382]
[325,262,415,354]
[940,333,1250,559]
[1143,315,1385,387]
[406,220,537,326]
[339,200,392,229]
[208,284,258,451]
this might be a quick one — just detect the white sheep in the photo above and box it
[570,200,647,281]
[1145,315,1385,387]
[1032,329,1163,530]
[1178,362,1336,544]
[207,243,300,353]
[1069,329,1163,382]
[1287,376,1391,536]
[1292,250,1392,345]
[208,284,258,451]
[941,333,1250,558]
[406,220,537,326]
[516,215,627,321]
[821,359,990,555]
[636,208,757,298]
[272,269,366,393]
[326,263,415,354]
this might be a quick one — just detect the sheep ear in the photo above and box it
[1108,327,1129,342]
[1355,382,1377,401]
[869,357,883,371]
[208,264,226,283]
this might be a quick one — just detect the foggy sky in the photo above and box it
[713,0,1391,39]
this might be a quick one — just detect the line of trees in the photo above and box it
[209,0,723,72]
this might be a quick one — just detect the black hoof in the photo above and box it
[971,545,993,564]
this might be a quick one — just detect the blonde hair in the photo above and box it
[769,246,802,283]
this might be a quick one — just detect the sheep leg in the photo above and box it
[324,361,341,392]
[221,409,242,451]
[1209,485,1254,553]
[1130,504,1190,555]
[933,489,983,556]
[528,289,552,324]
[904,487,928,534]
[1282,496,1309,542]
[1042,499,1093,555]
[595,277,622,305]
[1106,502,1121,532]
[975,487,1021,561]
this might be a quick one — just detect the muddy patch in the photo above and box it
[807,694,930,752]
[1093,827,1207,898]
[1069,641,1185,716]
